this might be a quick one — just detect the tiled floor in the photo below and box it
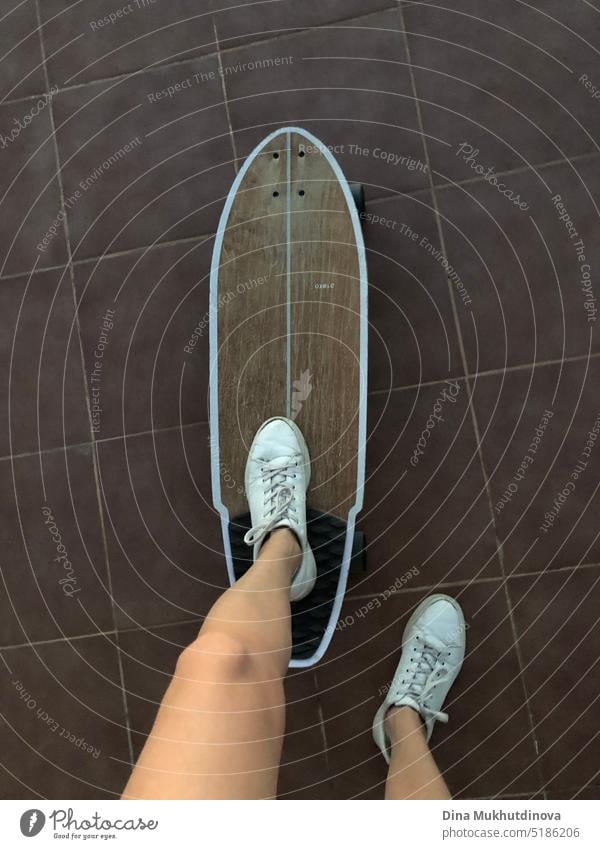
[1,0,600,800]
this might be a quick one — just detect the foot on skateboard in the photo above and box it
[243,417,317,601]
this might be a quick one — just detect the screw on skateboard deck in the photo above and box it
[209,127,368,667]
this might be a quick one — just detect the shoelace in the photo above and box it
[391,632,451,726]
[243,456,299,547]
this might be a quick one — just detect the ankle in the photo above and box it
[259,527,302,568]
[273,526,302,550]
[385,705,426,745]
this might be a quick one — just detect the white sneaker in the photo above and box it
[373,594,466,762]
[243,417,317,601]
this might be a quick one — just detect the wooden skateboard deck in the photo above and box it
[209,127,367,667]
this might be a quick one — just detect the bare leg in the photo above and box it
[384,706,450,800]
[123,528,301,800]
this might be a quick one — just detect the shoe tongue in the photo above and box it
[275,487,292,510]
[261,453,295,466]
[411,669,429,690]
[418,630,447,654]
[392,695,421,713]
[406,632,443,694]
[259,454,294,475]
[259,454,294,478]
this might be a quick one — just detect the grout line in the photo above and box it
[1,348,599,464]
[0,137,600,284]
[0,631,121,652]
[23,35,232,100]
[481,791,544,800]
[316,696,331,771]
[0,440,95,463]
[0,261,68,282]
[396,0,546,786]
[1,139,595,286]
[344,559,600,602]
[33,0,136,770]
[0,420,210,464]
[115,615,205,637]
[0,232,216,284]
[213,20,239,173]
[368,350,600,395]
[72,231,216,266]
[214,4,399,55]
[32,46,214,99]
[503,574,543,761]
[34,38,221,99]
[1,140,596,284]
[363,148,600,207]
[0,615,205,653]
[2,6,397,107]
[535,784,600,799]
[93,419,208,446]
[4,557,600,653]
[432,149,600,194]
[0,151,597,286]
[396,3,474,388]
[0,89,59,108]
[345,574,507,601]
[505,560,600,580]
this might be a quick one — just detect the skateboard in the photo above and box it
[209,127,368,667]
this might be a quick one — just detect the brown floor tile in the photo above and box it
[215,0,396,49]
[316,581,541,799]
[0,0,46,101]
[52,56,235,260]
[472,359,600,574]
[365,192,463,391]
[0,635,131,798]
[97,424,226,629]
[349,383,501,596]
[278,669,332,799]
[0,267,89,457]
[223,11,429,197]
[546,786,600,800]
[0,446,114,646]
[404,0,600,182]
[73,238,212,440]
[509,567,600,794]
[40,1,217,87]
[435,159,600,373]
[0,100,67,276]
[495,791,544,800]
